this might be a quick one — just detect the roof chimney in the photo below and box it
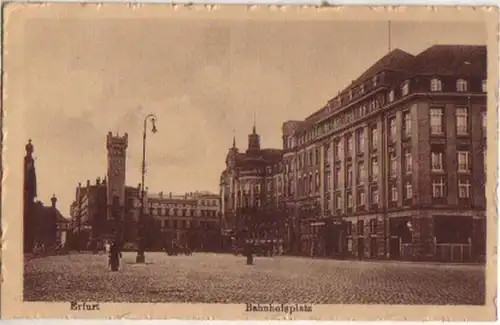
[87,180,90,187]
[159,191,163,199]
[169,192,172,198]
[96,177,101,185]
[51,194,57,208]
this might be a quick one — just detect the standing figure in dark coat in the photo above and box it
[245,243,254,265]
[109,241,122,272]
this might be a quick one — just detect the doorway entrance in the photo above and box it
[357,237,364,259]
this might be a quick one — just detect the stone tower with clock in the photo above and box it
[106,132,128,239]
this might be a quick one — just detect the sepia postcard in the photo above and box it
[1,3,498,321]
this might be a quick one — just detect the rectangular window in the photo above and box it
[370,219,378,234]
[391,184,398,202]
[390,153,397,177]
[371,187,379,204]
[458,179,471,198]
[371,126,378,150]
[404,149,412,174]
[325,171,331,192]
[431,152,444,171]
[325,145,332,166]
[346,165,353,188]
[334,167,341,189]
[346,135,353,157]
[405,181,413,199]
[389,117,397,142]
[347,192,353,208]
[371,158,379,180]
[357,220,365,236]
[358,191,365,206]
[432,177,446,198]
[457,79,468,92]
[357,129,365,153]
[403,111,411,138]
[335,193,342,210]
[430,108,444,135]
[335,140,342,159]
[457,151,471,172]
[456,107,469,135]
[357,162,365,185]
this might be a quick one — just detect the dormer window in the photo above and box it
[401,81,410,96]
[360,84,365,94]
[388,90,395,102]
[349,90,353,100]
[372,75,379,87]
[482,79,487,92]
[430,78,442,92]
[457,79,468,92]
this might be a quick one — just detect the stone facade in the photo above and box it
[219,45,488,262]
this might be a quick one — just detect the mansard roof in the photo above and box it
[411,44,486,77]
[299,44,486,128]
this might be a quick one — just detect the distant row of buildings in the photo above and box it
[68,132,221,251]
[219,45,487,262]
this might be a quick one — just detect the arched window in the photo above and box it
[430,78,442,92]
[401,81,410,96]
[388,90,395,102]
[456,79,468,92]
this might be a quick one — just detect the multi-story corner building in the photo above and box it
[219,126,284,246]
[70,177,141,249]
[280,45,487,262]
[146,191,221,251]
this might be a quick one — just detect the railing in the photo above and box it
[434,240,472,262]
[398,238,473,262]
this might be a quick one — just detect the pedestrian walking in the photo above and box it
[109,241,122,272]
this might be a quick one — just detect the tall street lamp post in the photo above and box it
[136,113,158,264]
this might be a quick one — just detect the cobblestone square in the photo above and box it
[24,252,485,304]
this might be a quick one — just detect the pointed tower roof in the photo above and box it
[252,109,257,134]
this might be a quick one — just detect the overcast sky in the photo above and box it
[7,17,485,217]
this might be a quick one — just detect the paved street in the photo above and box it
[24,252,485,304]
